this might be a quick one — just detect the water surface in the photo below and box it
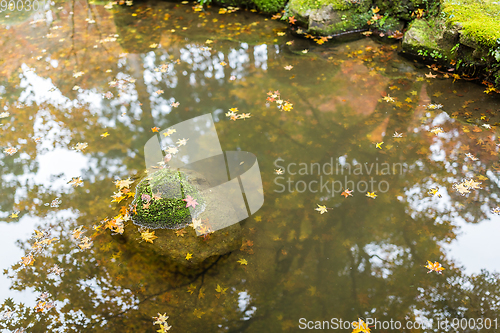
[1,1,500,332]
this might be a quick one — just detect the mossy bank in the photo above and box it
[175,0,500,88]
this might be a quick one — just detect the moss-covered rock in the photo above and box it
[374,0,441,22]
[132,168,206,229]
[443,0,500,48]
[288,0,372,35]
[401,18,455,62]
[400,1,500,88]
[125,168,243,273]
[212,0,285,14]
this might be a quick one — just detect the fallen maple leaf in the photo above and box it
[427,187,442,198]
[352,318,371,333]
[21,255,35,266]
[425,72,437,79]
[3,147,18,155]
[215,284,228,294]
[183,195,199,208]
[341,189,353,198]
[425,260,445,274]
[175,229,187,237]
[67,177,84,187]
[141,230,158,244]
[114,178,133,189]
[72,142,88,152]
[315,204,328,214]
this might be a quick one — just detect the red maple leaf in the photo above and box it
[183,195,199,208]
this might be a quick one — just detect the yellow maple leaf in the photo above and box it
[424,260,445,274]
[366,192,377,199]
[425,72,437,79]
[185,253,193,260]
[72,226,84,239]
[453,182,471,195]
[21,255,35,266]
[215,284,228,294]
[430,127,444,135]
[100,132,110,138]
[315,204,328,214]
[382,95,394,102]
[427,187,442,198]
[237,258,248,265]
[193,308,205,318]
[375,142,383,149]
[352,318,371,333]
[141,230,158,243]
[187,284,196,294]
[114,178,133,189]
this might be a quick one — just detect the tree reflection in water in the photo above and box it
[1,1,500,332]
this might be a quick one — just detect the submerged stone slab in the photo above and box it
[125,167,243,272]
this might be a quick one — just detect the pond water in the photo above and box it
[1,1,500,332]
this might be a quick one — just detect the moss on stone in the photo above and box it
[253,0,286,14]
[132,169,205,229]
[212,0,285,14]
[289,0,353,13]
[443,0,500,48]
[401,18,455,61]
[374,0,440,22]
[287,0,372,35]
[307,8,371,35]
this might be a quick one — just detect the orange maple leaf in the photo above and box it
[424,260,445,274]
[341,189,353,198]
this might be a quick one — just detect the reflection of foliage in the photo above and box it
[1,1,500,332]
[113,3,164,53]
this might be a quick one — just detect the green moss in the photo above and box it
[132,169,205,229]
[289,0,353,12]
[402,18,444,54]
[374,0,441,21]
[443,0,500,47]
[308,9,371,35]
[254,0,286,14]
[210,0,284,13]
